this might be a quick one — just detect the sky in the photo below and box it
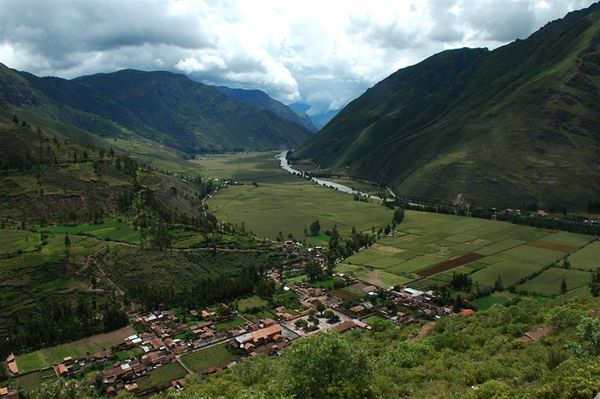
[0,0,595,115]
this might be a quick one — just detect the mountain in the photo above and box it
[289,102,340,130]
[295,3,600,210]
[217,86,317,132]
[0,64,312,153]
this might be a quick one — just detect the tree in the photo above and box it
[393,207,405,224]
[329,225,340,249]
[453,294,463,312]
[309,219,321,236]
[494,275,504,291]
[573,316,600,356]
[314,300,326,315]
[305,261,322,282]
[560,278,568,294]
[590,269,600,297]
[283,332,373,398]
[64,234,71,247]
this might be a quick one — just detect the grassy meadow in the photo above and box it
[202,152,392,239]
[181,343,240,373]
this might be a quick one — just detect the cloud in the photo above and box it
[0,0,595,115]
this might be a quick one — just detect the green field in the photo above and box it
[0,229,115,342]
[236,295,269,312]
[568,241,600,271]
[206,152,392,239]
[181,343,240,373]
[13,368,57,391]
[214,316,247,332]
[36,220,140,244]
[15,326,136,373]
[473,294,511,310]
[136,362,187,391]
[516,267,593,296]
[0,229,41,254]
[339,211,594,295]
[363,314,389,325]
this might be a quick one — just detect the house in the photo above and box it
[260,318,275,327]
[350,305,365,313]
[403,288,424,297]
[56,363,69,377]
[103,363,133,383]
[362,285,377,294]
[332,320,368,334]
[232,324,284,351]
[460,309,474,316]
[124,383,138,393]
[0,387,18,398]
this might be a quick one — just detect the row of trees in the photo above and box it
[0,297,128,357]
[123,265,270,311]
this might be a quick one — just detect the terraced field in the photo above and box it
[342,211,596,295]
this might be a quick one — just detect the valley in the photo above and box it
[1,2,600,398]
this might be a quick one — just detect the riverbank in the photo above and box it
[277,151,391,201]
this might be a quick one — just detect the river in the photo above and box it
[277,151,391,201]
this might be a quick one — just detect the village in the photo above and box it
[1,241,457,398]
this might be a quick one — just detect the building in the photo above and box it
[232,324,284,352]
[332,319,368,334]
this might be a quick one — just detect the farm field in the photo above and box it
[136,362,187,391]
[516,267,594,296]
[15,326,136,373]
[214,316,246,331]
[181,343,240,373]
[567,241,600,271]
[35,220,140,244]
[0,229,113,340]
[205,152,392,239]
[13,368,57,391]
[236,295,269,312]
[0,229,41,254]
[16,327,135,373]
[341,210,595,295]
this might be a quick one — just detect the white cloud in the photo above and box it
[0,0,595,115]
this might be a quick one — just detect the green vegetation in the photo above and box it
[295,4,600,210]
[207,152,392,239]
[141,297,600,398]
[236,296,269,313]
[136,362,187,391]
[35,220,140,244]
[473,294,511,310]
[340,210,594,294]
[214,316,246,332]
[15,326,135,373]
[181,343,240,373]
[517,267,593,296]
[568,241,600,270]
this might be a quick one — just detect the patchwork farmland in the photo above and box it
[342,211,598,297]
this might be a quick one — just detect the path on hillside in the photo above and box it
[406,322,436,343]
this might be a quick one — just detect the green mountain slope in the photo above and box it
[0,64,311,153]
[75,70,312,151]
[217,86,317,132]
[295,3,600,210]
